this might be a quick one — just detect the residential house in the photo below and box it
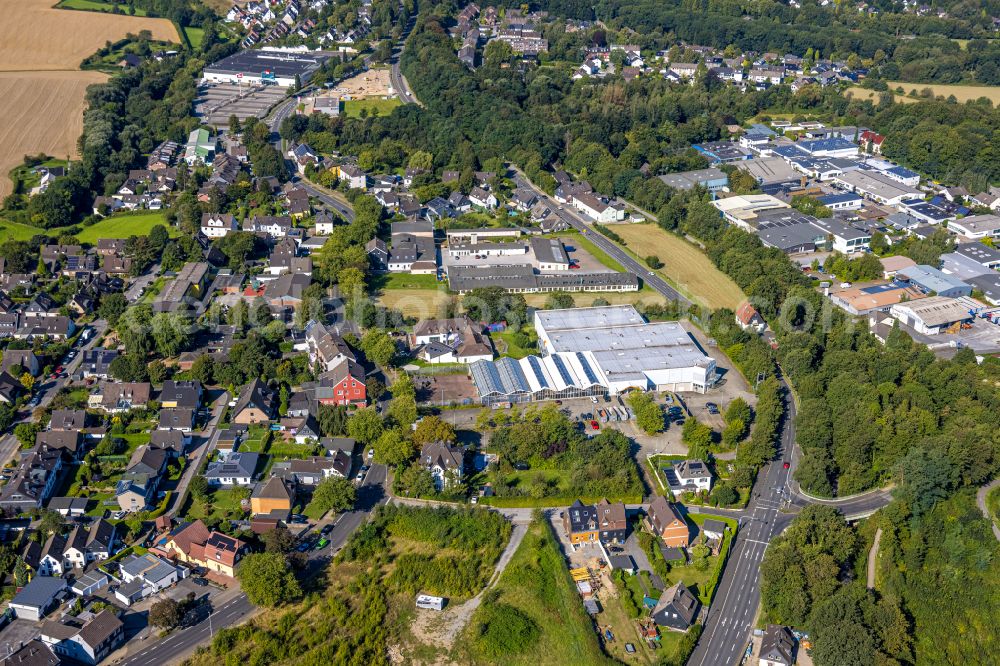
[468,186,498,210]
[594,498,628,543]
[759,625,796,666]
[735,302,765,332]
[151,519,247,578]
[314,360,367,406]
[115,553,183,605]
[245,215,292,238]
[272,454,348,485]
[36,430,82,460]
[0,372,20,405]
[80,349,118,379]
[563,499,600,544]
[651,581,700,631]
[158,407,195,433]
[15,316,74,340]
[2,350,40,377]
[305,321,356,372]
[159,380,202,409]
[115,446,167,511]
[277,415,321,444]
[49,409,86,432]
[200,213,238,238]
[39,609,124,666]
[204,452,260,486]
[646,495,690,547]
[0,446,64,511]
[666,459,713,497]
[1,641,59,666]
[420,441,464,490]
[232,378,277,424]
[149,429,187,457]
[412,317,493,364]
[250,476,294,519]
[90,381,151,413]
[339,164,367,189]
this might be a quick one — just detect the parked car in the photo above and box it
[192,578,208,587]
[321,524,333,535]
[512,461,530,471]
[296,541,311,552]
[315,538,329,550]
[590,420,600,430]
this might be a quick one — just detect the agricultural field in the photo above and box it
[847,82,1000,105]
[343,98,403,118]
[56,0,149,15]
[611,223,746,310]
[0,0,177,197]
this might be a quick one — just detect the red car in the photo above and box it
[783,462,790,469]
[590,420,600,430]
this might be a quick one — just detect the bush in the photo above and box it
[473,603,539,659]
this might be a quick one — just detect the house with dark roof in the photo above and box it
[49,409,86,432]
[420,442,464,490]
[2,640,60,666]
[250,476,293,519]
[646,495,690,547]
[39,609,124,665]
[2,350,40,377]
[204,452,260,486]
[652,581,699,631]
[152,519,247,578]
[232,378,276,424]
[158,407,195,433]
[0,446,64,511]
[47,496,88,518]
[0,372,20,405]
[80,348,119,379]
[90,381,151,413]
[272,454,348,485]
[759,624,796,666]
[36,431,83,460]
[149,429,187,456]
[159,380,202,409]
[9,576,67,621]
[594,498,628,543]
[562,499,599,544]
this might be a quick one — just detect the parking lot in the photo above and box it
[194,81,288,127]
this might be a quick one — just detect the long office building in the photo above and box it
[448,264,638,294]
[469,306,716,405]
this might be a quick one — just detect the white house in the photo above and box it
[468,187,498,210]
[201,213,238,238]
[420,441,464,490]
[667,459,712,497]
[339,164,367,189]
[572,192,625,222]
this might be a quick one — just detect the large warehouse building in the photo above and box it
[202,49,333,87]
[469,306,717,405]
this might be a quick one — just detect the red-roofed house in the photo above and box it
[859,130,884,155]
[151,519,247,577]
[735,302,766,333]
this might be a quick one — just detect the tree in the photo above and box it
[261,526,296,553]
[462,287,527,327]
[644,255,663,269]
[97,292,128,326]
[38,510,64,537]
[191,354,214,384]
[396,462,436,497]
[347,407,384,444]
[360,329,396,367]
[148,359,168,384]
[412,415,456,446]
[190,475,210,501]
[14,423,39,448]
[628,392,663,435]
[682,418,714,459]
[373,427,417,467]
[150,598,182,628]
[237,553,302,607]
[544,292,575,310]
[387,374,417,426]
[12,558,27,587]
[310,476,357,515]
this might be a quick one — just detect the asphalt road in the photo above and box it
[510,171,691,306]
[389,16,418,104]
[0,319,108,469]
[115,463,389,665]
[688,374,894,666]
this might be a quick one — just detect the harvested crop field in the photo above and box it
[0,71,108,199]
[612,223,746,310]
[847,82,1000,105]
[0,0,178,197]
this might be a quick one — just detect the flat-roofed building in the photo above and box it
[829,283,925,316]
[897,264,973,298]
[948,214,1000,240]
[832,170,921,206]
[712,194,789,229]
[889,295,980,335]
[658,168,728,192]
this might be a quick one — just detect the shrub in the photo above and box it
[473,603,539,659]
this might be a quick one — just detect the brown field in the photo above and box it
[612,223,747,310]
[0,0,178,198]
[333,68,393,98]
[847,82,1000,105]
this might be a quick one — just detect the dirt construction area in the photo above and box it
[333,67,393,98]
[0,0,178,198]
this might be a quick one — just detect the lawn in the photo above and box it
[267,439,317,460]
[375,272,443,290]
[0,218,47,241]
[182,487,249,523]
[522,287,668,311]
[378,287,452,319]
[56,0,150,15]
[461,518,615,665]
[74,211,174,243]
[683,513,737,605]
[343,98,402,118]
[184,26,204,47]
[611,223,746,310]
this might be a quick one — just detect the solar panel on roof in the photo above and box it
[576,352,599,384]
[551,354,574,385]
[526,356,549,388]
